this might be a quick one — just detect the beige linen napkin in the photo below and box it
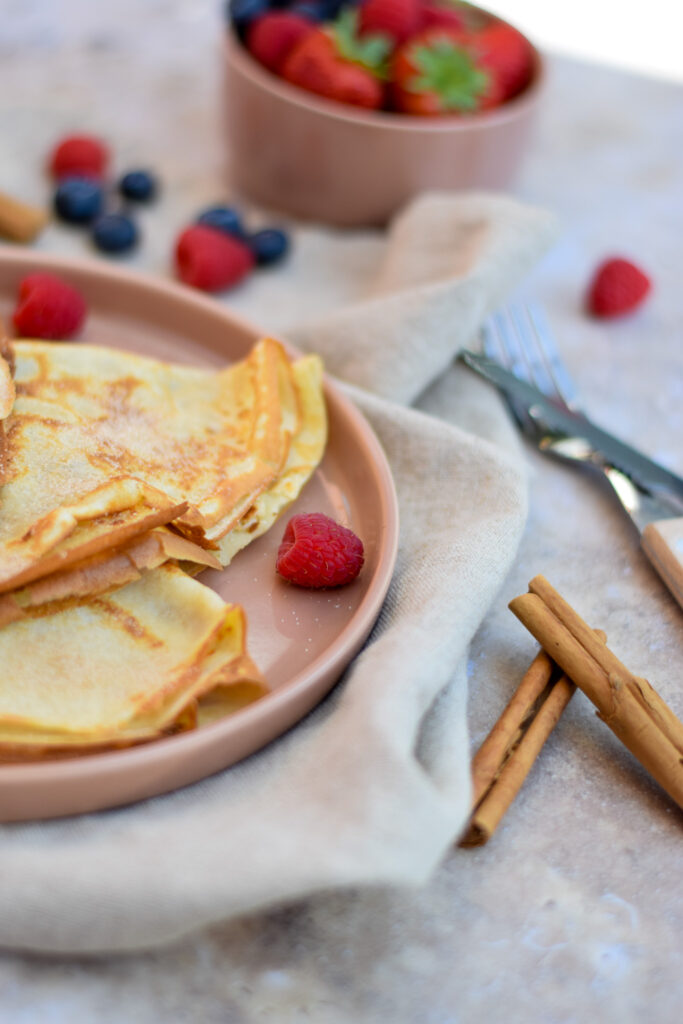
[0,192,557,954]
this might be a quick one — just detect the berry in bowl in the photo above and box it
[223,0,544,226]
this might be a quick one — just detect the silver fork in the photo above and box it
[482,304,581,431]
[462,302,683,608]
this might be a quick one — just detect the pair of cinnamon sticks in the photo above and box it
[460,575,683,847]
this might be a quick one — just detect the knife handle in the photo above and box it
[641,517,683,610]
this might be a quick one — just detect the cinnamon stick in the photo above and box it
[461,670,575,847]
[509,575,683,811]
[469,648,556,810]
[460,632,606,847]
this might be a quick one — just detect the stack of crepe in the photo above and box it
[0,335,326,758]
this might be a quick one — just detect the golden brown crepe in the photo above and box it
[0,337,325,598]
[0,334,328,758]
[0,563,267,755]
[0,527,222,628]
[216,351,327,565]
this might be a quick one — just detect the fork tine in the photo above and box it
[484,308,527,380]
[484,303,581,414]
[508,305,558,397]
[523,303,580,411]
[482,312,537,432]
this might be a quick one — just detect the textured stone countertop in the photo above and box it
[0,1,682,1020]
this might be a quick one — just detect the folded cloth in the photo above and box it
[0,192,557,954]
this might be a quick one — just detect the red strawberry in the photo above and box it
[48,135,110,180]
[282,27,385,110]
[466,19,534,102]
[12,273,88,340]
[246,11,316,74]
[276,513,364,588]
[586,258,652,318]
[391,27,494,115]
[419,1,466,32]
[175,225,255,292]
[358,0,421,46]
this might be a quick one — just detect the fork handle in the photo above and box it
[641,517,683,610]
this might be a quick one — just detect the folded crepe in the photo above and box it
[0,562,267,756]
[0,527,222,628]
[0,335,327,757]
[0,337,326,604]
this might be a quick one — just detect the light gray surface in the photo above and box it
[0,1,682,1020]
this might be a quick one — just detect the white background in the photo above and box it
[485,0,683,83]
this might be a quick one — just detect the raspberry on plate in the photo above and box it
[276,512,364,588]
[586,257,652,318]
[175,224,255,292]
[48,134,110,180]
[12,273,88,340]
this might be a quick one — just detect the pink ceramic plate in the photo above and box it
[0,249,399,822]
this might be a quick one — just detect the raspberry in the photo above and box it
[48,134,110,180]
[174,225,255,292]
[276,512,364,588]
[246,11,316,74]
[586,257,652,318]
[12,273,88,340]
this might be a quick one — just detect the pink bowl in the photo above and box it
[223,11,545,228]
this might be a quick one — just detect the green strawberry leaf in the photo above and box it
[329,9,393,80]
[408,40,490,110]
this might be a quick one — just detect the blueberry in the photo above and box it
[228,0,271,35]
[248,227,290,266]
[197,205,245,238]
[119,169,158,203]
[54,176,104,224]
[92,212,139,254]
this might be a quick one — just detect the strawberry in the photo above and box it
[282,13,391,110]
[391,27,493,115]
[466,19,534,103]
[419,1,466,33]
[246,11,316,74]
[586,257,652,318]
[358,0,421,46]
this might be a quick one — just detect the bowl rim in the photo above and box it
[224,13,545,133]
